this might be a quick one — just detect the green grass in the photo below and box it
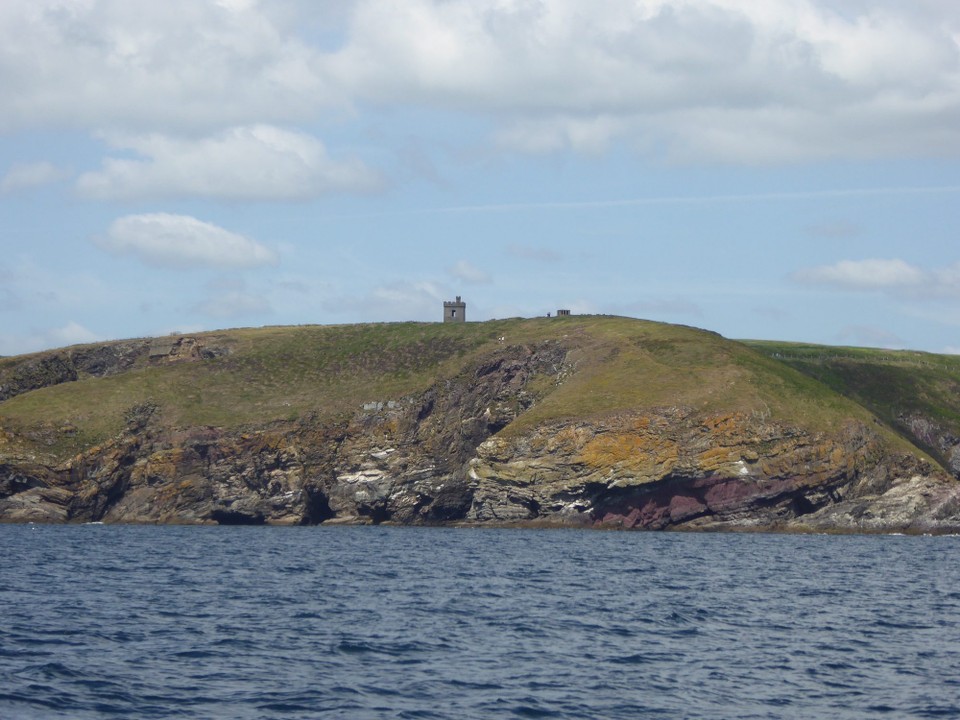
[743,339,960,462]
[504,319,878,436]
[0,318,946,464]
[741,340,960,422]
[0,321,536,459]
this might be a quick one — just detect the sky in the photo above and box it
[2,0,960,356]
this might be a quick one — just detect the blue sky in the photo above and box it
[2,0,959,355]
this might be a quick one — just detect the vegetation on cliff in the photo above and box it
[1,317,958,530]
[743,340,960,476]
[0,317,893,460]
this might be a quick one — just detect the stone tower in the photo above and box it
[443,296,466,322]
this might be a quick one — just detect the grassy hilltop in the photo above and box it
[2,315,954,469]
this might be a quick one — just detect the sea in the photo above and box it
[1,525,958,719]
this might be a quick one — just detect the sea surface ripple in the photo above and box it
[1,525,959,719]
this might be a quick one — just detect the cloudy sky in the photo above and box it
[2,0,959,355]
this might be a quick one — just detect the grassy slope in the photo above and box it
[743,340,960,457]
[0,317,932,464]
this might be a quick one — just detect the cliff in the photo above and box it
[2,317,959,532]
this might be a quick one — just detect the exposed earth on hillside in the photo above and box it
[2,318,959,532]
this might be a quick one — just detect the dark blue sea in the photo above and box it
[1,526,959,719]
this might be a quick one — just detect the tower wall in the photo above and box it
[443,296,466,322]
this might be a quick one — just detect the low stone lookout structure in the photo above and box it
[556,309,571,316]
[443,296,466,322]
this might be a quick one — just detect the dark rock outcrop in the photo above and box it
[899,412,960,478]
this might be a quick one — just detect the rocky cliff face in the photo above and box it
[468,410,960,532]
[0,343,560,526]
[2,339,958,533]
[899,412,960,478]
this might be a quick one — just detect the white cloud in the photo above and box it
[793,259,927,290]
[3,1,959,166]
[0,0,338,134]
[325,0,960,162]
[496,116,627,155]
[76,125,381,200]
[448,260,491,284]
[794,259,960,302]
[96,213,278,269]
[0,161,71,193]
